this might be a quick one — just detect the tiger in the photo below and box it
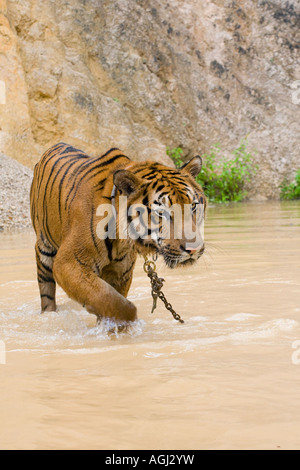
[30,142,206,324]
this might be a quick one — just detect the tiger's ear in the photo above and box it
[180,156,202,179]
[113,170,141,196]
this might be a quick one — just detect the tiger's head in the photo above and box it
[113,157,206,269]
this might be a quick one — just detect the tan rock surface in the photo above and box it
[0,152,32,230]
[0,0,299,198]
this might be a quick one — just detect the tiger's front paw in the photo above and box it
[121,300,137,322]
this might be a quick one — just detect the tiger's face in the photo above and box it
[114,156,206,269]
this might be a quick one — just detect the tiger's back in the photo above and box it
[30,142,130,250]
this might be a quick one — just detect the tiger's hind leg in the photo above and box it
[35,240,57,312]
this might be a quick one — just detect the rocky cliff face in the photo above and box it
[0,0,299,198]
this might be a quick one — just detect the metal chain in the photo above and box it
[143,256,184,324]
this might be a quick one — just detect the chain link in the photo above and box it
[143,257,184,324]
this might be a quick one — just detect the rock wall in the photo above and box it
[0,152,32,230]
[0,0,299,198]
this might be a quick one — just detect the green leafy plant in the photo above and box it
[167,139,258,203]
[280,170,300,200]
[166,147,184,168]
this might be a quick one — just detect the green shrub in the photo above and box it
[166,147,184,168]
[167,140,258,203]
[280,170,300,200]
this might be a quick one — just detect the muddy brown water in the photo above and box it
[0,201,300,450]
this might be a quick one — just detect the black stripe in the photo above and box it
[63,151,119,206]
[67,155,129,213]
[143,173,158,181]
[37,237,57,256]
[83,168,107,185]
[40,155,82,222]
[170,177,188,185]
[38,274,56,284]
[58,158,85,221]
[122,261,135,278]
[49,155,85,196]
[59,146,76,155]
[41,294,55,300]
[164,170,181,175]
[95,184,105,192]
[39,142,66,167]
[39,260,53,274]
[135,237,147,247]
[38,247,56,257]
[63,157,103,211]
[114,253,128,263]
[41,155,80,244]
[37,144,68,194]
[133,165,149,174]
[43,216,59,250]
[105,238,113,261]
[151,180,161,191]
[157,190,171,199]
[142,194,149,207]
[38,145,83,204]
[59,145,88,156]
[137,170,156,179]
[74,253,90,268]
[79,154,129,182]
[74,255,85,266]
[100,148,120,158]
[155,184,166,193]
[90,206,99,253]
[43,154,73,190]
[94,262,101,277]
[64,167,89,211]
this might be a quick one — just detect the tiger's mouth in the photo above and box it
[136,239,204,268]
[159,250,201,269]
[159,247,204,269]
[162,255,197,269]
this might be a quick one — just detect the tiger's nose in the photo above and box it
[181,244,204,255]
[186,247,200,255]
